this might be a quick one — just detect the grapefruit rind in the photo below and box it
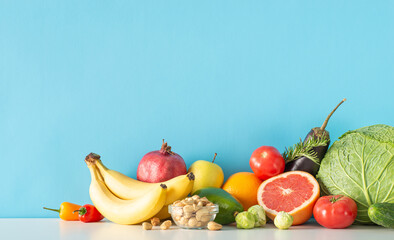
[257,171,320,225]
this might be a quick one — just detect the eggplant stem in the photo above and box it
[320,98,346,131]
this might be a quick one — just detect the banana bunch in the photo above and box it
[85,153,194,224]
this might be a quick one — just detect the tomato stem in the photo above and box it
[329,195,343,203]
[212,153,217,163]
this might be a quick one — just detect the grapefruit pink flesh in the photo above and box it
[257,171,320,225]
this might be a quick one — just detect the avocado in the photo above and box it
[194,187,244,225]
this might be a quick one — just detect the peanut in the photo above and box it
[183,205,194,213]
[195,208,209,221]
[200,214,212,222]
[160,220,172,230]
[173,200,184,207]
[207,221,222,231]
[188,217,198,227]
[192,203,201,211]
[196,221,202,227]
[191,195,200,200]
[150,217,160,226]
[183,212,193,219]
[172,207,183,216]
[184,198,194,205]
[142,222,152,230]
[179,217,188,225]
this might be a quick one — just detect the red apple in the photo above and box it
[137,140,187,182]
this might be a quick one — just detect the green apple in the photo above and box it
[188,153,224,194]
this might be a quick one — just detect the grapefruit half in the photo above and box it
[257,171,320,225]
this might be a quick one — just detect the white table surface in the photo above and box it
[0,218,392,240]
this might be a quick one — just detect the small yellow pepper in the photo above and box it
[43,202,81,221]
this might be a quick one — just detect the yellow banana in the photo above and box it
[86,158,167,225]
[93,154,194,205]
[154,205,172,220]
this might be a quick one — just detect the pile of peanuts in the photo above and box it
[142,218,171,230]
[171,195,216,228]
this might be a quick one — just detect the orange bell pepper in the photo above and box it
[43,202,81,221]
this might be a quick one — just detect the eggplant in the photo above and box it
[284,98,346,176]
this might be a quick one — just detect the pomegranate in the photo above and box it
[137,140,187,182]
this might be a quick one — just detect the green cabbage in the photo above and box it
[317,124,394,224]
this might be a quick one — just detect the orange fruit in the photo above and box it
[257,171,320,225]
[222,172,263,210]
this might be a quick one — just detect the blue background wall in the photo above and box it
[1,1,393,217]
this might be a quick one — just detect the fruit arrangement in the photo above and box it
[44,99,394,230]
[85,152,194,224]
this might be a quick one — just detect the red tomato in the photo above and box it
[249,146,285,180]
[313,195,357,229]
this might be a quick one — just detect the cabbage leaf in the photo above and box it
[317,124,394,224]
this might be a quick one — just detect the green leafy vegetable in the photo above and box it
[235,211,255,229]
[317,124,394,224]
[248,205,266,227]
[274,211,293,230]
